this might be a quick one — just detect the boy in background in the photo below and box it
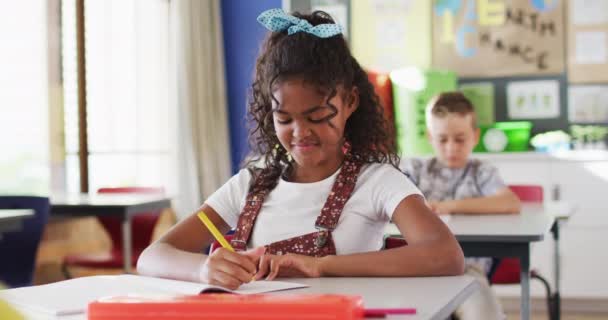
[402,92,521,320]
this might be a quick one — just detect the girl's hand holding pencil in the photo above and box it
[200,246,265,290]
[197,211,265,290]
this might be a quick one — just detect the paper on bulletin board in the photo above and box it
[575,31,607,64]
[311,2,349,38]
[351,0,431,72]
[568,85,608,123]
[459,82,495,126]
[568,0,608,83]
[372,0,410,70]
[507,80,560,119]
[571,0,608,26]
[432,0,565,77]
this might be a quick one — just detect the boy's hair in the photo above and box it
[425,92,477,129]
[246,10,398,191]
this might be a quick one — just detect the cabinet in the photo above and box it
[475,151,608,299]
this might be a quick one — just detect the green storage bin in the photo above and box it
[390,67,457,156]
[475,121,532,152]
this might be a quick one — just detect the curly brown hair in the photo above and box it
[245,10,398,192]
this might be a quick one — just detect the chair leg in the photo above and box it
[553,292,561,320]
[61,262,73,279]
[532,273,555,320]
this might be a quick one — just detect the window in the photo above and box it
[0,1,50,194]
[62,0,173,193]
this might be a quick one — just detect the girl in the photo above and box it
[138,9,464,290]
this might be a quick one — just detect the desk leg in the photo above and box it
[552,221,561,320]
[520,243,530,320]
[122,215,132,273]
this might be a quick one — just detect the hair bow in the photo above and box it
[257,8,342,38]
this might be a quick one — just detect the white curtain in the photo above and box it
[0,1,50,195]
[169,0,232,219]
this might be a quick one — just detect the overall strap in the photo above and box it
[314,157,363,231]
[230,169,271,251]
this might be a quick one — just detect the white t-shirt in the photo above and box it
[205,163,422,255]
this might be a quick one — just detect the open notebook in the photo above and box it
[0,274,308,316]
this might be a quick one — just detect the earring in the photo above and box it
[286,152,293,162]
[342,139,352,156]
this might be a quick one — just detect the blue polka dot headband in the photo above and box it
[257,8,342,38]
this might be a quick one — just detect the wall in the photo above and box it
[221,0,282,173]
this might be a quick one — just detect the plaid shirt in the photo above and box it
[401,157,507,274]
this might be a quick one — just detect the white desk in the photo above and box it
[10,276,478,320]
[385,202,574,320]
[50,194,172,273]
[0,209,34,240]
[279,276,478,320]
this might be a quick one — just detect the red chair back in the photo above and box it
[367,69,394,122]
[491,185,542,284]
[97,187,164,264]
[383,236,408,249]
[508,185,543,202]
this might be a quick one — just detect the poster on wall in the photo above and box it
[568,85,608,123]
[432,0,565,78]
[369,0,412,70]
[311,0,350,39]
[507,80,560,119]
[567,0,608,83]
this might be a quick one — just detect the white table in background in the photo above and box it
[385,201,574,320]
[50,194,172,273]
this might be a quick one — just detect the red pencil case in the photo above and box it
[88,293,364,320]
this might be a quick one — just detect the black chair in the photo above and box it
[0,196,50,287]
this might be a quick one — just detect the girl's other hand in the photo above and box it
[255,253,323,281]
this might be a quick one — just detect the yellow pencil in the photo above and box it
[197,211,256,282]
[197,211,235,252]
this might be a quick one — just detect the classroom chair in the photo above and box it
[208,233,234,254]
[62,187,164,278]
[366,69,394,122]
[488,185,557,320]
[0,196,50,287]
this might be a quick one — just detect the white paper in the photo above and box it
[575,31,607,64]
[568,85,608,123]
[507,80,560,119]
[0,274,308,316]
[571,0,608,26]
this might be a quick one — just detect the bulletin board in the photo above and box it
[460,75,570,136]
[567,0,608,83]
[432,0,565,78]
